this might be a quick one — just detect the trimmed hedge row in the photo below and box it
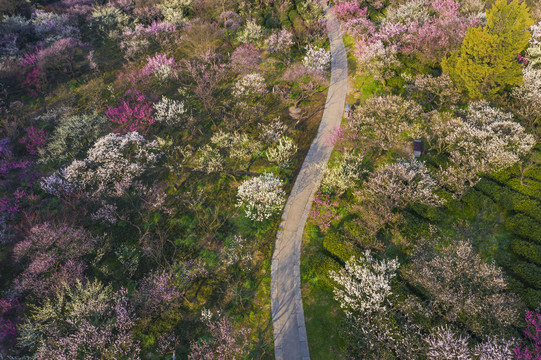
[476,179,541,223]
[460,188,497,214]
[504,178,541,201]
[510,239,541,266]
[525,165,541,182]
[409,203,446,223]
[507,260,541,290]
[505,214,541,245]
[521,288,541,309]
[323,234,362,264]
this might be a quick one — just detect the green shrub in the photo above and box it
[525,165,541,182]
[505,214,541,245]
[509,260,541,289]
[461,189,496,211]
[408,203,445,223]
[505,178,541,201]
[323,234,362,264]
[306,252,341,288]
[510,239,541,265]
[520,287,541,308]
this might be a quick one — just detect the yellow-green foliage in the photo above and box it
[443,0,533,99]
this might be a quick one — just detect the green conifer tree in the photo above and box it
[443,0,533,99]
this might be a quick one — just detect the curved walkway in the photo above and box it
[270,2,347,359]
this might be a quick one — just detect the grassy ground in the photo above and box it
[301,225,346,359]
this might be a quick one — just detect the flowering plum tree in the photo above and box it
[19,126,48,155]
[302,45,331,72]
[153,96,186,126]
[404,239,523,337]
[236,172,286,221]
[13,223,97,297]
[436,101,535,196]
[265,29,294,56]
[142,53,179,82]
[189,313,249,360]
[514,310,541,359]
[229,43,261,75]
[350,95,423,151]
[18,280,140,359]
[42,132,160,199]
[105,90,155,135]
[266,136,297,169]
[232,73,267,99]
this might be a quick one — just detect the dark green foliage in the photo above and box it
[508,260,541,289]
[306,252,342,288]
[510,239,541,266]
[506,214,541,245]
[476,179,541,223]
[322,233,362,264]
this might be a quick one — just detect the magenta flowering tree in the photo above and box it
[105,90,155,135]
[0,298,19,348]
[309,190,339,231]
[19,127,48,155]
[514,311,541,360]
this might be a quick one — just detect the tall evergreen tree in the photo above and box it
[443,0,533,99]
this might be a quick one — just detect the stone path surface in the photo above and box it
[270,2,347,359]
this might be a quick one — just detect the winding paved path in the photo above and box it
[270,2,347,359]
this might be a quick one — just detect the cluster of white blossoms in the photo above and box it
[236,172,286,222]
[222,235,252,267]
[258,118,288,144]
[512,27,541,123]
[237,19,263,44]
[527,22,541,67]
[265,29,294,54]
[437,101,535,195]
[362,157,444,209]
[153,96,186,126]
[302,45,331,72]
[330,251,399,317]
[158,0,191,24]
[232,73,267,98]
[210,130,261,163]
[320,152,365,194]
[266,137,297,168]
[426,326,516,360]
[41,132,160,198]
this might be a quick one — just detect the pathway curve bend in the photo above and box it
[270,2,347,359]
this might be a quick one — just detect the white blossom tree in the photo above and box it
[232,73,267,99]
[436,101,535,196]
[153,96,186,126]
[266,137,297,169]
[319,152,365,195]
[426,326,516,360]
[404,239,523,337]
[302,44,331,72]
[330,251,400,317]
[41,132,160,198]
[236,172,286,221]
[351,95,424,151]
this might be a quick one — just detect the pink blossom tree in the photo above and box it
[13,222,97,297]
